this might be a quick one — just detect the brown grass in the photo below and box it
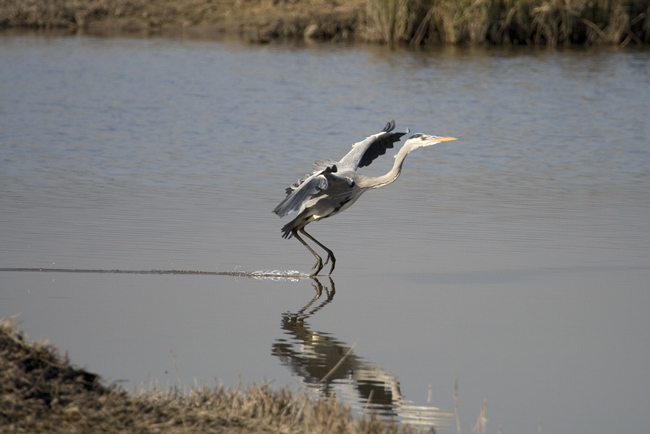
[0,0,364,41]
[365,0,650,45]
[0,0,647,44]
[0,0,143,29]
[0,316,427,434]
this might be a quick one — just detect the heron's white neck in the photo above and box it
[357,143,417,189]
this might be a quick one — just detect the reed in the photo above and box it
[365,0,417,45]
[2,0,648,45]
[365,0,650,45]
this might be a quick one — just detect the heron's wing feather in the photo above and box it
[338,120,408,170]
[273,170,331,217]
[313,158,337,171]
[282,159,337,196]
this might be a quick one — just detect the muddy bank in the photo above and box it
[0,0,366,42]
[0,317,425,433]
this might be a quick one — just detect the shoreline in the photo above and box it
[1,316,422,434]
[1,0,648,46]
[0,0,366,43]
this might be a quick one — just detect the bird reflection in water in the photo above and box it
[272,277,451,430]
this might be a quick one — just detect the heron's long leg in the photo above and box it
[291,228,324,276]
[300,228,336,275]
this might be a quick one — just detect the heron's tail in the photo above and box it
[281,221,295,239]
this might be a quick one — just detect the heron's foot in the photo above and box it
[326,254,336,275]
[311,258,324,276]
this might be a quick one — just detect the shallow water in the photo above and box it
[1,33,650,432]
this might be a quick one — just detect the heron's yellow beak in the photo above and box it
[435,136,457,142]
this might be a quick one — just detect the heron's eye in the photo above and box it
[420,136,426,140]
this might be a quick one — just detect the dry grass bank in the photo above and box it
[0,0,647,45]
[365,0,650,46]
[0,317,425,434]
[0,0,365,41]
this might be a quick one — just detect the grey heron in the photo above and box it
[273,120,456,276]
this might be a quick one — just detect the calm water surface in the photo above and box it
[1,33,650,432]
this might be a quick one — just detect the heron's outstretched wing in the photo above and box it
[273,166,336,217]
[281,158,338,197]
[337,120,408,170]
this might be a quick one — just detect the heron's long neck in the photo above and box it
[358,144,414,189]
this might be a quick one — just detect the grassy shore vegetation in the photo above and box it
[0,0,647,45]
[0,317,427,434]
[365,0,650,46]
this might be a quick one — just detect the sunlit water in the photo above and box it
[1,32,649,432]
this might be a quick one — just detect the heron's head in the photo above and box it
[405,133,457,149]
